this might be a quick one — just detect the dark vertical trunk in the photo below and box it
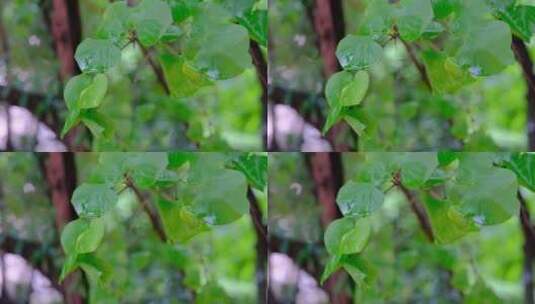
[512,36,535,151]
[518,192,535,304]
[249,41,268,150]
[311,0,353,151]
[305,152,350,304]
[50,0,81,81]
[38,153,84,304]
[247,187,271,303]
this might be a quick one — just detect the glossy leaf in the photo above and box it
[71,183,118,218]
[324,216,371,255]
[336,181,385,216]
[397,0,434,41]
[336,35,383,71]
[75,38,121,73]
[79,73,108,109]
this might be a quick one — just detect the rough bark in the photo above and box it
[49,0,81,81]
[305,152,350,304]
[512,36,535,151]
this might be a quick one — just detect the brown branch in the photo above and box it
[512,36,535,151]
[249,40,268,149]
[399,38,432,90]
[518,191,535,304]
[138,41,171,95]
[246,187,270,303]
[393,173,435,242]
[125,177,167,242]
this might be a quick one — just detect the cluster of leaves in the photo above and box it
[321,152,535,297]
[323,0,535,141]
[61,0,266,146]
[59,152,267,300]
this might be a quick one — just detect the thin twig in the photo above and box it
[125,177,167,242]
[517,191,535,304]
[393,172,435,242]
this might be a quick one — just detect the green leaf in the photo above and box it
[96,2,132,45]
[424,196,478,244]
[80,110,114,139]
[229,153,268,190]
[431,0,460,19]
[61,218,90,255]
[324,217,371,255]
[127,153,169,188]
[438,151,458,167]
[156,199,209,243]
[320,255,342,285]
[191,169,249,225]
[77,253,113,285]
[187,24,251,80]
[59,254,78,282]
[495,5,535,41]
[79,73,108,109]
[422,50,475,94]
[506,153,535,191]
[168,152,198,169]
[447,166,518,225]
[325,70,370,107]
[397,0,435,41]
[344,115,366,136]
[75,38,121,73]
[61,109,81,138]
[454,20,514,76]
[64,74,92,110]
[322,104,343,135]
[75,217,105,254]
[132,0,173,47]
[237,9,267,46]
[336,35,383,71]
[159,53,213,98]
[399,152,438,188]
[72,183,118,218]
[336,181,385,216]
[359,0,394,43]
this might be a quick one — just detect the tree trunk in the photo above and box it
[311,0,353,151]
[39,153,84,304]
[305,152,351,304]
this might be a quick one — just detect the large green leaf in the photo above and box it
[324,217,371,255]
[447,166,518,225]
[79,73,108,109]
[237,9,267,47]
[336,35,383,71]
[424,196,478,244]
[359,0,394,43]
[187,24,251,80]
[397,0,434,41]
[132,0,173,47]
[336,181,385,216]
[453,20,514,76]
[228,153,268,190]
[495,4,535,41]
[399,152,438,188]
[72,183,118,218]
[156,199,209,243]
[190,169,249,225]
[96,2,132,45]
[64,74,92,110]
[75,38,121,73]
[325,70,370,107]
[422,50,475,94]
[159,53,213,98]
[75,217,106,254]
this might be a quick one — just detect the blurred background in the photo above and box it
[268,152,532,303]
[268,0,533,151]
[0,153,264,303]
[0,0,263,151]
